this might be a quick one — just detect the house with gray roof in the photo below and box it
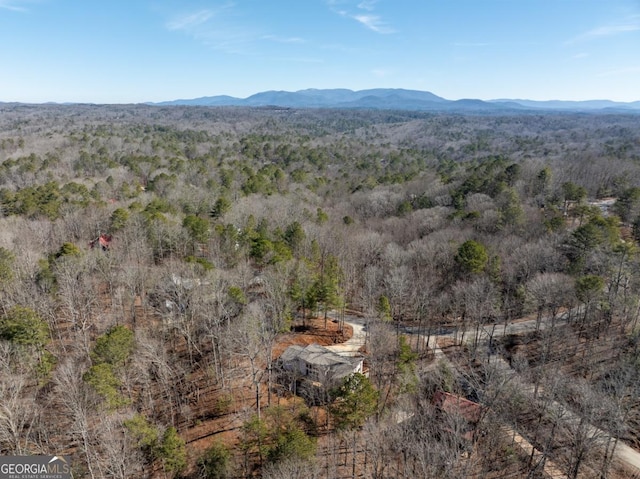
[278,343,364,402]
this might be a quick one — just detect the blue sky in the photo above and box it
[0,0,638,103]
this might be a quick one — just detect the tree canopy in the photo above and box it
[455,240,489,274]
[0,306,49,348]
[330,373,379,430]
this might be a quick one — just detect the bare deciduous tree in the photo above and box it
[0,373,40,455]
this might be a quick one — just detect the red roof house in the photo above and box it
[89,234,113,251]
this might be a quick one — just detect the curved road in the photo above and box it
[324,312,366,357]
[332,309,640,475]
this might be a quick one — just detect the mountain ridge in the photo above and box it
[152,88,640,112]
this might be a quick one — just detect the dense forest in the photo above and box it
[2,103,640,478]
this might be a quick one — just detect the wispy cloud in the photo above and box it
[572,52,589,59]
[354,14,394,33]
[327,0,395,34]
[567,15,640,44]
[166,4,265,55]
[262,34,305,44]
[598,66,640,77]
[357,0,377,11]
[586,24,640,37]
[167,4,310,55]
[0,0,35,12]
[167,10,214,31]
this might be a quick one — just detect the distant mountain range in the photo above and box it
[153,88,640,112]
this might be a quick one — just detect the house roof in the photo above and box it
[279,345,305,363]
[89,233,112,250]
[279,343,362,375]
[98,234,112,248]
[433,391,483,424]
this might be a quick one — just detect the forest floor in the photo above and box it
[181,316,351,474]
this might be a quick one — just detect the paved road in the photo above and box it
[487,352,640,475]
[326,307,640,475]
[324,312,366,357]
[406,309,574,346]
[501,426,566,479]
[615,442,640,475]
[327,315,565,479]
[431,311,640,476]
